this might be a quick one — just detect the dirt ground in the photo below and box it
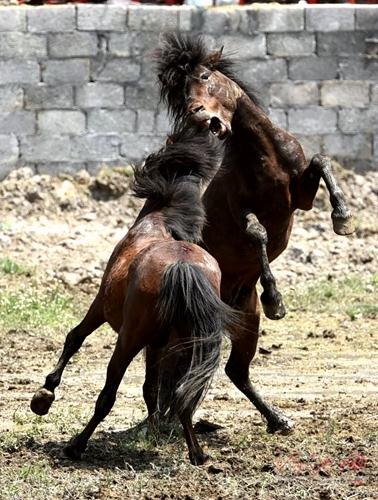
[0,164,377,499]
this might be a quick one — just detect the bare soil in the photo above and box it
[0,164,377,499]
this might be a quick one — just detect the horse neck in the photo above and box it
[231,94,277,154]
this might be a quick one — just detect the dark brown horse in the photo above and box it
[30,129,239,465]
[154,33,356,433]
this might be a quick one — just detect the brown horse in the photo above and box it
[154,33,356,433]
[30,129,239,465]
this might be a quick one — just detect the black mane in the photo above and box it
[156,32,262,124]
[132,128,221,243]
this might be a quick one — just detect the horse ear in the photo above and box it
[206,47,224,67]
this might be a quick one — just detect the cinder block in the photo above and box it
[125,84,160,111]
[37,162,85,176]
[202,9,240,35]
[356,6,378,31]
[267,33,315,57]
[20,135,72,162]
[88,109,137,134]
[255,6,304,32]
[121,133,165,162]
[0,61,40,84]
[270,82,319,108]
[155,110,170,134]
[268,108,287,129]
[0,135,19,179]
[24,84,74,110]
[317,32,371,57]
[288,107,337,135]
[295,135,322,160]
[321,81,370,108]
[372,84,378,104]
[77,5,127,31]
[49,32,98,58]
[27,5,75,32]
[339,59,378,81]
[0,111,35,135]
[38,110,86,134]
[289,57,338,81]
[323,133,372,160]
[221,34,266,59]
[306,6,354,32]
[179,6,201,32]
[137,110,155,133]
[109,31,158,58]
[0,86,24,112]
[70,135,121,162]
[43,59,90,85]
[31,88,75,115]
[0,8,26,31]
[76,83,124,108]
[128,5,178,31]
[0,33,47,59]
[240,59,287,83]
[94,59,141,83]
[338,107,378,134]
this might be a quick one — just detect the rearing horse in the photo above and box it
[154,33,356,433]
[31,129,239,465]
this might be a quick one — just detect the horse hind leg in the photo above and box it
[64,320,147,460]
[299,154,356,236]
[178,409,208,466]
[31,295,105,416]
[226,290,294,434]
[246,213,285,320]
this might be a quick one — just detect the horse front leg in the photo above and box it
[30,295,105,416]
[245,213,285,320]
[297,154,356,235]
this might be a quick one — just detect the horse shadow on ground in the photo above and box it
[39,418,230,473]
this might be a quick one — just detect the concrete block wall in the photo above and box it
[0,4,377,178]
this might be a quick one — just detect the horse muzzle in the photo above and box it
[188,106,230,139]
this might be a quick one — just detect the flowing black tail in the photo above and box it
[157,261,239,416]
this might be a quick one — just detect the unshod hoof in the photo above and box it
[262,300,286,321]
[332,214,356,236]
[30,388,55,416]
[267,414,295,435]
[190,451,210,466]
[64,443,83,461]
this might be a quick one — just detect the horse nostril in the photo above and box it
[192,105,205,114]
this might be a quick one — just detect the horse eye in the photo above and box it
[200,73,210,80]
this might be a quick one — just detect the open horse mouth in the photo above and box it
[208,116,228,139]
[188,106,230,139]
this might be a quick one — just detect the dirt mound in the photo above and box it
[0,163,377,292]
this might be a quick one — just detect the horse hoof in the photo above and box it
[262,301,286,321]
[30,388,55,416]
[267,414,295,435]
[332,214,356,236]
[64,443,83,461]
[190,452,210,466]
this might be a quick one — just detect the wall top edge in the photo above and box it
[1,3,378,11]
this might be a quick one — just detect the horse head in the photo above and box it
[156,33,245,139]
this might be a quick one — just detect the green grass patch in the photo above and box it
[0,286,81,333]
[286,274,377,320]
[0,258,32,276]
